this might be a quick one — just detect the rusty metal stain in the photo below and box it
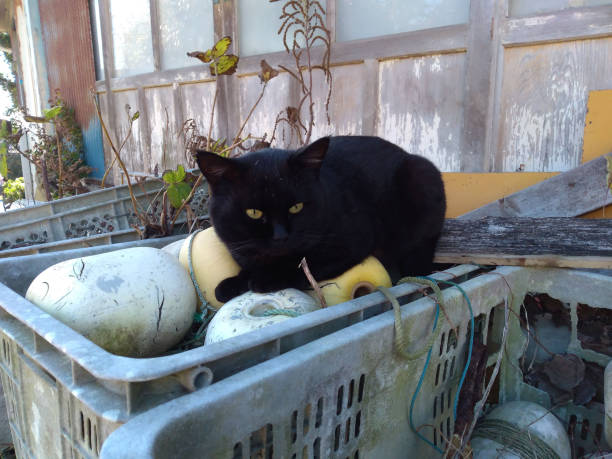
[38,0,104,176]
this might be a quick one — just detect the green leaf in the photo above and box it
[132,111,140,121]
[210,54,239,76]
[162,165,187,185]
[211,36,232,58]
[43,105,62,120]
[0,142,7,178]
[175,164,186,182]
[0,120,9,138]
[167,182,192,209]
[162,170,178,185]
[24,115,47,123]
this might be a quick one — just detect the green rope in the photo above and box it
[187,229,208,307]
[472,419,561,459]
[262,308,302,318]
[187,229,217,339]
[377,276,446,360]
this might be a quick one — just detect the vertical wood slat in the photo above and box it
[360,59,379,136]
[215,0,240,144]
[137,86,153,173]
[149,0,162,72]
[211,0,228,142]
[172,82,187,166]
[98,0,120,180]
[459,0,507,172]
[486,2,509,173]
[326,0,336,44]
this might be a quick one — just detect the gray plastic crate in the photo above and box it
[99,268,612,458]
[0,242,481,459]
[0,181,209,258]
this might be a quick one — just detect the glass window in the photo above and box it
[158,0,215,70]
[510,0,612,17]
[237,0,285,56]
[336,0,470,42]
[89,0,104,80]
[110,0,154,77]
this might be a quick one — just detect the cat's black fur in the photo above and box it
[196,136,446,303]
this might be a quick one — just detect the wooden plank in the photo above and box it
[376,53,466,172]
[361,59,379,135]
[98,0,119,183]
[435,217,612,269]
[137,86,153,174]
[443,172,558,218]
[149,0,162,72]
[236,23,468,77]
[459,0,505,172]
[582,90,612,164]
[503,5,612,47]
[494,37,612,172]
[460,156,612,218]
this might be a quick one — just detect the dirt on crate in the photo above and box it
[520,294,608,408]
[577,302,612,356]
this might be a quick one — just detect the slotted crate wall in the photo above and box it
[0,240,481,459]
[0,181,209,258]
[99,267,612,458]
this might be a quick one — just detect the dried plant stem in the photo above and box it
[91,92,142,221]
[299,257,327,308]
[233,82,268,146]
[39,154,52,201]
[55,131,63,198]
[100,156,117,188]
[220,135,253,157]
[207,67,219,150]
[453,297,510,459]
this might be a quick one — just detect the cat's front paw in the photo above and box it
[215,275,248,303]
[248,276,293,293]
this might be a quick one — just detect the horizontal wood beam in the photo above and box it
[502,5,612,47]
[435,217,612,269]
[100,23,467,91]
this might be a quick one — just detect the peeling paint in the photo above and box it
[499,39,612,172]
[377,55,464,172]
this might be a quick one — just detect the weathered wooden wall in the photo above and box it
[95,0,612,184]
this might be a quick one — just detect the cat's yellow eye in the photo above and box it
[289,202,304,214]
[246,208,264,219]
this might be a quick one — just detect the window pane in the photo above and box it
[336,0,470,42]
[237,0,285,56]
[159,0,215,70]
[510,0,612,16]
[89,0,104,80]
[110,0,154,77]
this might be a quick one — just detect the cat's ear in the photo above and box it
[195,150,242,188]
[290,136,330,171]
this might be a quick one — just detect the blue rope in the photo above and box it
[408,300,444,454]
[419,276,475,426]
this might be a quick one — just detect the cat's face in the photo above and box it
[196,138,330,265]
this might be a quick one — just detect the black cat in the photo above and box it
[196,136,446,303]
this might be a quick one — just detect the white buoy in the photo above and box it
[471,401,571,459]
[205,289,319,344]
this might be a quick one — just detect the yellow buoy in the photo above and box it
[315,256,392,306]
[178,227,241,310]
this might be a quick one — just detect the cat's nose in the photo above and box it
[272,221,288,241]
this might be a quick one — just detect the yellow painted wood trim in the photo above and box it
[444,89,612,219]
[442,172,558,218]
[582,89,612,164]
